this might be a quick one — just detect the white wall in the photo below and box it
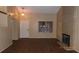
[73,7,79,52]
[0,7,12,52]
[0,13,8,27]
[20,13,57,38]
[7,6,20,40]
[62,7,74,47]
[57,8,63,42]
[0,6,7,13]
[0,27,12,52]
[0,6,20,52]
[29,14,57,38]
[8,16,20,40]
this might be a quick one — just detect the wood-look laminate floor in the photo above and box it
[2,38,77,53]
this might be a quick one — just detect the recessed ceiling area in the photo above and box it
[17,6,61,14]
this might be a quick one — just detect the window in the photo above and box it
[39,21,53,33]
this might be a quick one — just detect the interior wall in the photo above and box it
[30,14,57,38]
[62,7,74,47]
[8,16,20,40]
[57,8,63,41]
[8,6,20,40]
[20,13,57,38]
[73,7,79,52]
[0,6,7,12]
[0,6,20,52]
[0,7,12,52]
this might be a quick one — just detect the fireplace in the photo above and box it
[62,33,70,46]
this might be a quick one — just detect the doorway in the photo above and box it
[20,19,29,38]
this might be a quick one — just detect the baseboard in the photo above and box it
[19,38,57,40]
[73,49,79,53]
[57,40,73,50]
[0,42,13,53]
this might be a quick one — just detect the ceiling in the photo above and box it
[17,6,61,14]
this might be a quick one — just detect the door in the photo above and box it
[20,19,29,38]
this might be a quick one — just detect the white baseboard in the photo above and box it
[57,41,74,51]
[0,42,13,52]
[74,49,79,53]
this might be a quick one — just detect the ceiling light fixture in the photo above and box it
[21,13,24,16]
[21,7,25,16]
[9,12,14,16]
